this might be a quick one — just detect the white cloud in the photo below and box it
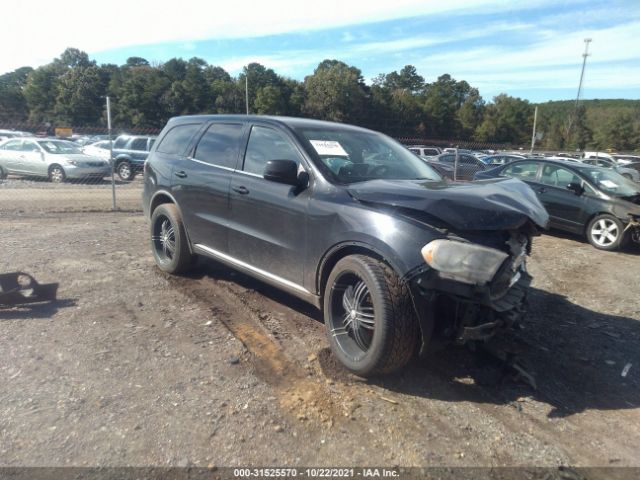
[1,0,556,73]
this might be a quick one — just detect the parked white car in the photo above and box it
[0,138,110,182]
[82,140,112,160]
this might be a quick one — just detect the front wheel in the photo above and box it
[150,203,194,274]
[586,214,625,251]
[324,255,419,377]
[117,161,134,181]
[48,165,66,183]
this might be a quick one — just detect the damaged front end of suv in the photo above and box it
[347,177,550,357]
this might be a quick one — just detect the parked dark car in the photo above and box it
[426,152,486,180]
[143,115,548,376]
[112,135,156,181]
[475,159,640,250]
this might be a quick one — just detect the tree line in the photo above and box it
[0,48,638,151]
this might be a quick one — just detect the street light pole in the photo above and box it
[566,38,592,142]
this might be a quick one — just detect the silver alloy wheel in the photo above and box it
[118,163,131,180]
[152,217,176,262]
[590,218,619,247]
[50,166,64,183]
[329,273,376,354]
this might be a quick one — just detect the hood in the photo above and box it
[348,178,549,231]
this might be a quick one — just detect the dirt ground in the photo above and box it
[1,185,640,469]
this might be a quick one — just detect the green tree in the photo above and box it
[117,67,170,128]
[423,74,475,138]
[54,66,104,125]
[24,66,59,123]
[475,94,534,145]
[303,60,367,122]
[0,67,32,122]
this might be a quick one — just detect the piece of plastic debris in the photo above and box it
[621,363,632,378]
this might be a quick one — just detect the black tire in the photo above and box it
[117,161,134,181]
[0,166,7,180]
[586,214,625,251]
[150,203,194,274]
[323,255,419,377]
[48,165,66,183]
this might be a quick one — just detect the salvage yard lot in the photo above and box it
[2,208,640,466]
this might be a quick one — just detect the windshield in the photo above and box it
[583,167,640,197]
[296,128,441,184]
[38,140,83,154]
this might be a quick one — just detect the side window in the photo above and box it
[439,155,454,163]
[460,155,477,165]
[156,124,200,155]
[113,137,127,149]
[243,126,302,176]
[193,123,244,169]
[22,141,40,152]
[503,162,539,180]
[2,140,23,150]
[130,138,148,151]
[540,165,581,188]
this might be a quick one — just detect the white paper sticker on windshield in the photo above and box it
[309,140,349,157]
[600,180,618,189]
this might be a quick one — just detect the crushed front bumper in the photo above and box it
[409,260,531,353]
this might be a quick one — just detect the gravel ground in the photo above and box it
[1,186,639,469]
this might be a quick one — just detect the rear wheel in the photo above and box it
[150,203,194,274]
[324,255,419,377]
[48,165,66,183]
[117,161,134,181]
[586,214,625,251]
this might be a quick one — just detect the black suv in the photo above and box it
[112,135,156,181]
[143,115,548,376]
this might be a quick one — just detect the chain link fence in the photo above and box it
[0,124,161,215]
[0,122,634,216]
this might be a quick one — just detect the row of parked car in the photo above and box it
[0,134,156,183]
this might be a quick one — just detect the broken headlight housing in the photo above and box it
[421,239,508,286]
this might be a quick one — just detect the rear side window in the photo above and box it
[243,126,302,176]
[156,124,200,155]
[503,162,539,181]
[113,137,127,149]
[194,123,244,169]
[130,138,148,151]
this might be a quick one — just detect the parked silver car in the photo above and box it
[0,138,111,182]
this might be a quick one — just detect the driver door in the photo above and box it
[227,125,310,287]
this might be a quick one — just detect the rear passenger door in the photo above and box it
[171,122,246,252]
[227,125,310,288]
[537,164,588,232]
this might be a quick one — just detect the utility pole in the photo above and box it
[530,106,538,154]
[566,38,592,142]
[245,75,249,115]
[106,96,116,211]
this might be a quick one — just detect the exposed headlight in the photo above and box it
[421,239,509,285]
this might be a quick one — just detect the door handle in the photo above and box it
[174,170,187,178]
[232,185,250,195]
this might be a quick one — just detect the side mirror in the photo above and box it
[264,159,303,187]
[567,183,584,195]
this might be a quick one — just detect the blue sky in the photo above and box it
[4,0,639,102]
